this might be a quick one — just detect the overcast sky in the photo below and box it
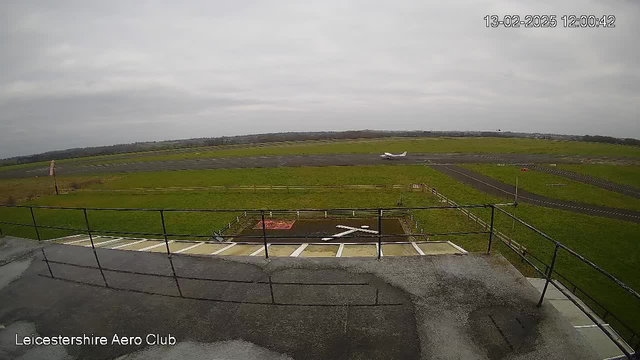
[1,1,639,158]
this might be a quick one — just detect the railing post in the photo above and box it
[160,210,171,255]
[487,205,495,254]
[261,210,269,259]
[83,208,109,287]
[537,243,560,307]
[160,210,183,297]
[29,207,41,241]
[377,208,382,260]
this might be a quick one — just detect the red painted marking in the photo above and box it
[254,220,296,230]
[520,168,528,172]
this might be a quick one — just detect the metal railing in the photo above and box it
[0,204,502,258]
[412,183,639,359]
[1,201,638,358]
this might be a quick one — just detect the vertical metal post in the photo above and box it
[261,211,269,259]
[41,248,54,277]
[160,210,171,255]
[29,207,41,241]
[269,275,275,304]
[160,210,183,297]
[377,208,382,260]
[83,208,109,287]
[487,206,495,254]
[537,244,560,307]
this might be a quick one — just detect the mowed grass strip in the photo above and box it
[556,164,640,189]
[463,164,640,211]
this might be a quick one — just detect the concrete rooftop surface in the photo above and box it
[0,236,599,360]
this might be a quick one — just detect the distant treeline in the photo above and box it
[2,130,639,166]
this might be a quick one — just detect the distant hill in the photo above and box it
[1,130,638,166]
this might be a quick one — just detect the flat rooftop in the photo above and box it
[0,237,599,360]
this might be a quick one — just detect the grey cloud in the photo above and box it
[1,0,639,158]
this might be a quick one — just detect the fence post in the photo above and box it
[27,207,42,241]
[377,208,382,260]
[160,210,171,255]
[487,206,495,254]
[537,244,560,307]
[261,211,269,259]
[83,208,109,287]
[160,210,183,297]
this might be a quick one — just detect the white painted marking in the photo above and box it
[322,229,358,241]
[63,237,92,245]
[250,244,270,256]
[138,241,173,252]
[412,242,425,256]
[211,243,237,255]
[175,242,204,254]
[574,324,608,329]
[88,238,123,247]
[336,243,345,257]
[46,234,84,242]
[111,239,147,249]
[336,225,378,234]
[290,244,309,257]
[447,241,468,254]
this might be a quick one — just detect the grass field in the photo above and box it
[1,164,639,340]
[3,137,639,173]
[462,164,640,211]
[557,164,640,189]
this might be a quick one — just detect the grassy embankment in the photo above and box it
[462,164,640,211]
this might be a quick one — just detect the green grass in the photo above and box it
[1,164,638,340]
[91,166,434,189]
[84,137,640,165]
[5,137,632,170]
[557,164,640,189]
[463,164,640,211]
[0,175,119,205]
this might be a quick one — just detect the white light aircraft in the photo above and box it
[380,151,407,159]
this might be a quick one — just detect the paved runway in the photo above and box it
[1,153,623,179]
[432,165,640,223]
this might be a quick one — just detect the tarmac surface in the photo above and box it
[431,165,640,223]
[2,152,633,179]
[0,236,599,360]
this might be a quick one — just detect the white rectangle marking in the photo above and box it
[111,239,147,249]
[336,243,345,257]
[175,242,203,254]
[447,241,468,254]
[88,238,123,247]
[290,244,309,257]
[250,244,270,256]
[63,237,92,245]
[412,242,425,256]
[139,241,173,252]
[212,243,236,255]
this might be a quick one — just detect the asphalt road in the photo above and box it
[0,237,598,360]
[1,153,627,179]
[432,165,640,223]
